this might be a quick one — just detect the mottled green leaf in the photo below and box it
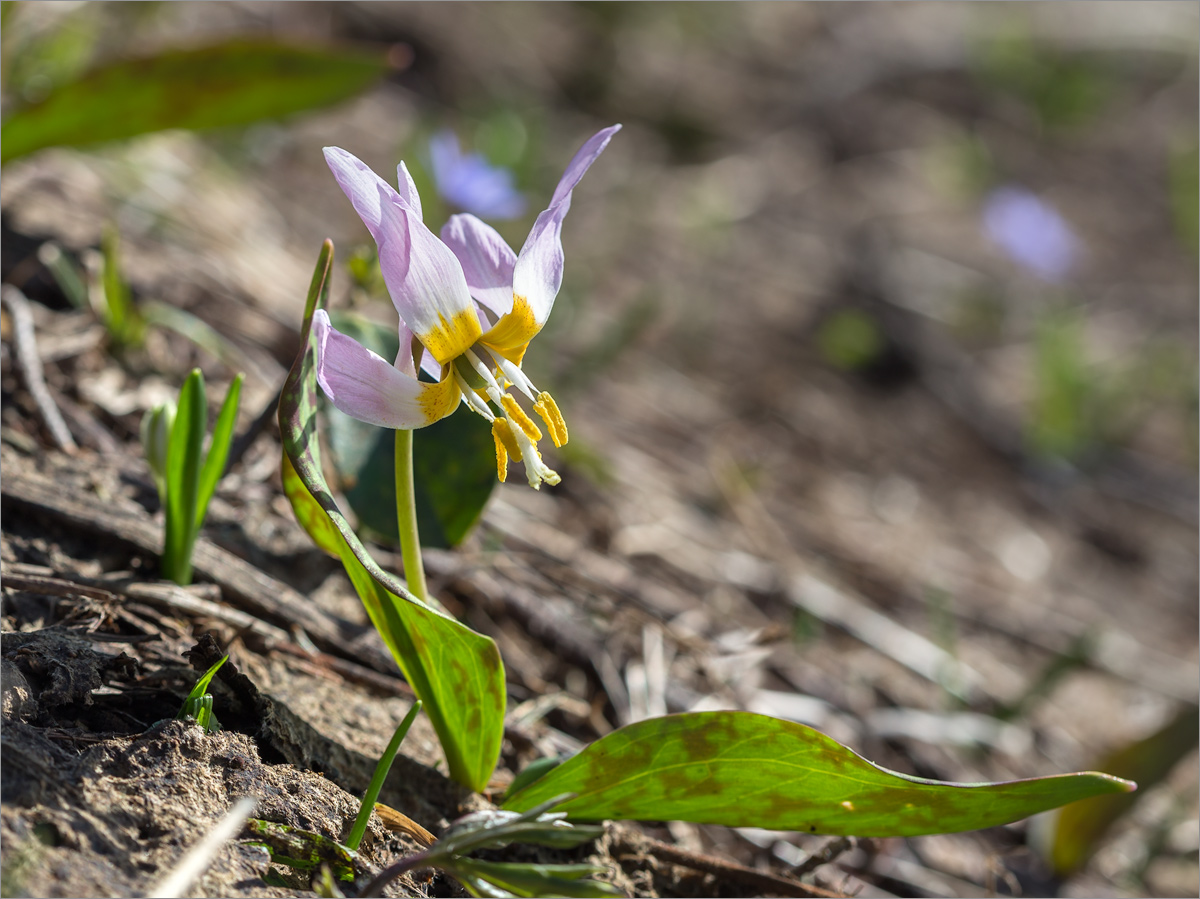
[503,711,1136,836]
[279,241,505,792]
[2,39,391,163]
[322,311,495,548]
[1043,704,1197,875]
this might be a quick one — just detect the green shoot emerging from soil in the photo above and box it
[176,653,227,733]
[143,367,243,586]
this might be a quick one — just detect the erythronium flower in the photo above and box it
[429,129,527,220]
[314,124,621,489]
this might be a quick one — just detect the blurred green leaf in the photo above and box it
[279,241,505,793]
[1,2,102,106]
[2,39,391,163]
[1043,704,1198,876]
[817,309,884,372]
[979,31,1112,131]
[322,311,496,549]
[1028,309,1091,461]
[100,227,145,349]
[1169,140,1199,255]
[503,711,1135,836]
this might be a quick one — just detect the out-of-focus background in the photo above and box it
[2,3,1197,897]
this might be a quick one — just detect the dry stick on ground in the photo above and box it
[146,797,258,899]
[1,285,77,453]
[1,462,401,680]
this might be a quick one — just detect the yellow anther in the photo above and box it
[492,418,523,467]
[491,423,508,482]
[533,392,568,447]
[500,394,542,442]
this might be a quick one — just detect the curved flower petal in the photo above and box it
[548,124,623,210]
[313,309,459,429]
[324,147,402,242]
[395,161,423,219]
[504,125,621,350]
[394,316,417,378]
[375,186,482,366]
[441,214,517,318]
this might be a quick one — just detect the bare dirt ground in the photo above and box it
[2,3,1197,897]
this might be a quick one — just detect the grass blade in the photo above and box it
[162,368,206,585]
[194,373,244,529]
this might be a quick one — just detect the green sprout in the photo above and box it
[344,701,423,852]
[142,367,244,586]
[177,653,228,733]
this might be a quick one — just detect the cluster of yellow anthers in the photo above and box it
[449,346,567,486]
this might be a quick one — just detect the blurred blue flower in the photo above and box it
[429,130,526,220]
[983,186,1079,281]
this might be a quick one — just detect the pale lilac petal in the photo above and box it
[375,185,482,365]
[548,124,622,209]
[324,147,399,242]
[312,310,459,429]
[418,345,442,380]
[394,317,417,378]
[441,213,518,318]
[512,124,621,327]
[396,161,423,219]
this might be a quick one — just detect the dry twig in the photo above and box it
[1,285,76,453]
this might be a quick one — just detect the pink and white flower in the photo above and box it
[313,125,620,489]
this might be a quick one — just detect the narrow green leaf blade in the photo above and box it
[1,40,391,163]
[180,654,228,710]
[195,373,244,529]
[278,241,505,792]
[503,711,1136,837]
[162,368,206,584]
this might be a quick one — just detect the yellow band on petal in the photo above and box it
[480,294,540,365]
[420,308,484,366]
[417,372,462,425]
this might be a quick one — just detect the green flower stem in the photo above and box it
[345,700,422,851]
[394,428,428,602]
